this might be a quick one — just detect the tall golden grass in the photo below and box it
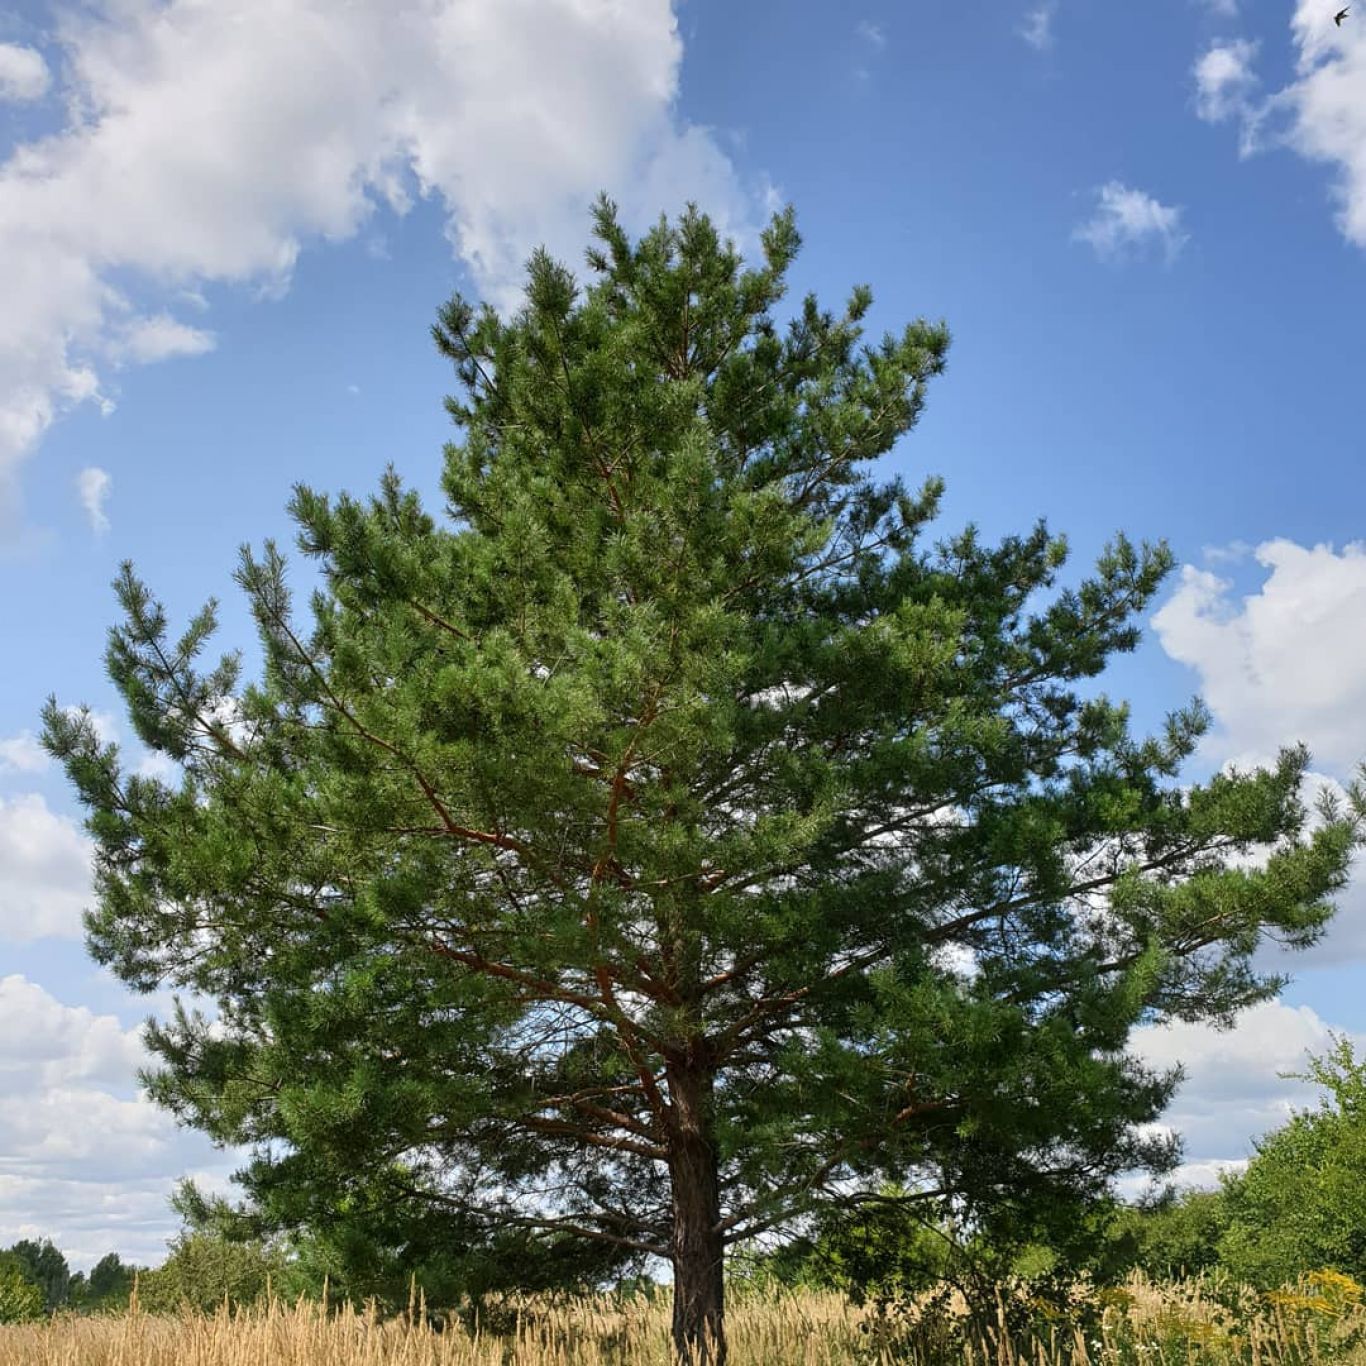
[0,1285,863,1366]
[3,1272,1366,1365]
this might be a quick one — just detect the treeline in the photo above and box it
[0,1232,305,1324]
[0,1242,136,1320]
[760,1035,1366,1302]
[1119,1033,1366,1290]
[4,1035,1364,1328]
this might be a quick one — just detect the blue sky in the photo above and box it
[2,0,1366,1266]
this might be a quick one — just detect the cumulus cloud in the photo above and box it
[1278,0,1366,245]
[1153,539,1366,962]
[0,0,766,526]
[1153,540,1366,776]
[1131,1000,1360,1183]
[1019,3,1057,52]
[0,43,50,102]
[1073,181,1188,262]
[0,1169,237,1272]
[113,315,216,366]
[1194,39,1260,127]
[0,976,237,1269]
[0,794,93,941]
[0,976,145,1090]
[76,466,112,535]
[1197,3,1366,248]
[0,731,48,774]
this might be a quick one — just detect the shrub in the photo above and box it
[135,1232,287,1314]
[0,1264,44,1324]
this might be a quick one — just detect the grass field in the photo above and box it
[2,1274,1365,1365]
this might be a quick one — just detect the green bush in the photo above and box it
[1109,1188,1230,1280]
[0,1263,44,1324]
[135,1232,288,1314]
[1,1240,70,1311]
[1216,1037,1366,1288]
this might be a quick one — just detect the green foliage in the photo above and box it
[0,1260,44,1324]
[1218,1036,1366,1288]
[43,198,1366,1351]
[756,1192,953,1300]
[77,1252,137,1311]
[135,1232,288,1315]
[1106,1188,1230,1281]
[2,1239,70,1311]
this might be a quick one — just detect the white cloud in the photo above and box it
[0,0,765,527]
[855,20,886,50]
[1193,39,1260,126]
[134,750,180,782]
[0,43,50,103]
[76,465,112,535]
[1197,3,1366,248]
[1196,0,1239,16]
[1278,0,1366,245]
[1153,540,1366,962]
[1153,540,1366,776]
[1132,1000,1360,1180]
[0,731,48,774]
[0,1169,232,1273]
[0,975,238,1269]
[1019,2,1057,52]
[0,793,93,941]
[114,315,216,365]
[0,976,145,1090]
[1073,181,1188,262]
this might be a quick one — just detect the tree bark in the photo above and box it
[667,1061,726,1366]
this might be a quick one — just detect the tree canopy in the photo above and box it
[45,199,1364,1363]
[0,1261,44,1326]
[2,1240,70,1313]
[1218,1036,1366,1287]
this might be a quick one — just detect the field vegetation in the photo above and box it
[8,1037,1366,1363]
[5,1273,1366,1366]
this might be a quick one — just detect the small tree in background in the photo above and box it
[3,1240,70,1313]
[1219,1036,1366,1287]
[46,200,1364,1363]
[1108,1188,1229,1281]
[135,1231,286,1315]
[0,1259,44,1325]
[84,1253,135,1309]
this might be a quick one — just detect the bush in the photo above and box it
[0,1263,44,1324]
[1217,1036,1366,1288]
[1109,1188,1230,1280]
[135,1232,287,1314]
[1,1239,70,1311]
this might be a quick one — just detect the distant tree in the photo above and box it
[1219,1036,1366,1287]
[136,1232,286,1315]
[754,1190,953,1301]
[4,1239,70,1311]
[170,1170,629,1315]
[46,200,1365,1363]
[1108,1188,1229,1280]
[84,1252,134,1307]
[0,1259,44,1324]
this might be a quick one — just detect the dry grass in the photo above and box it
[3,1274,1366,1366]
[0,1288,867,1366]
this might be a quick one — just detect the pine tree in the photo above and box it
[46,201,1363,1364]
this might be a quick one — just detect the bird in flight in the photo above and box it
[1335,6,1349,24]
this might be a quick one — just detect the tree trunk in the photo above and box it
[667,1062,726,1366]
